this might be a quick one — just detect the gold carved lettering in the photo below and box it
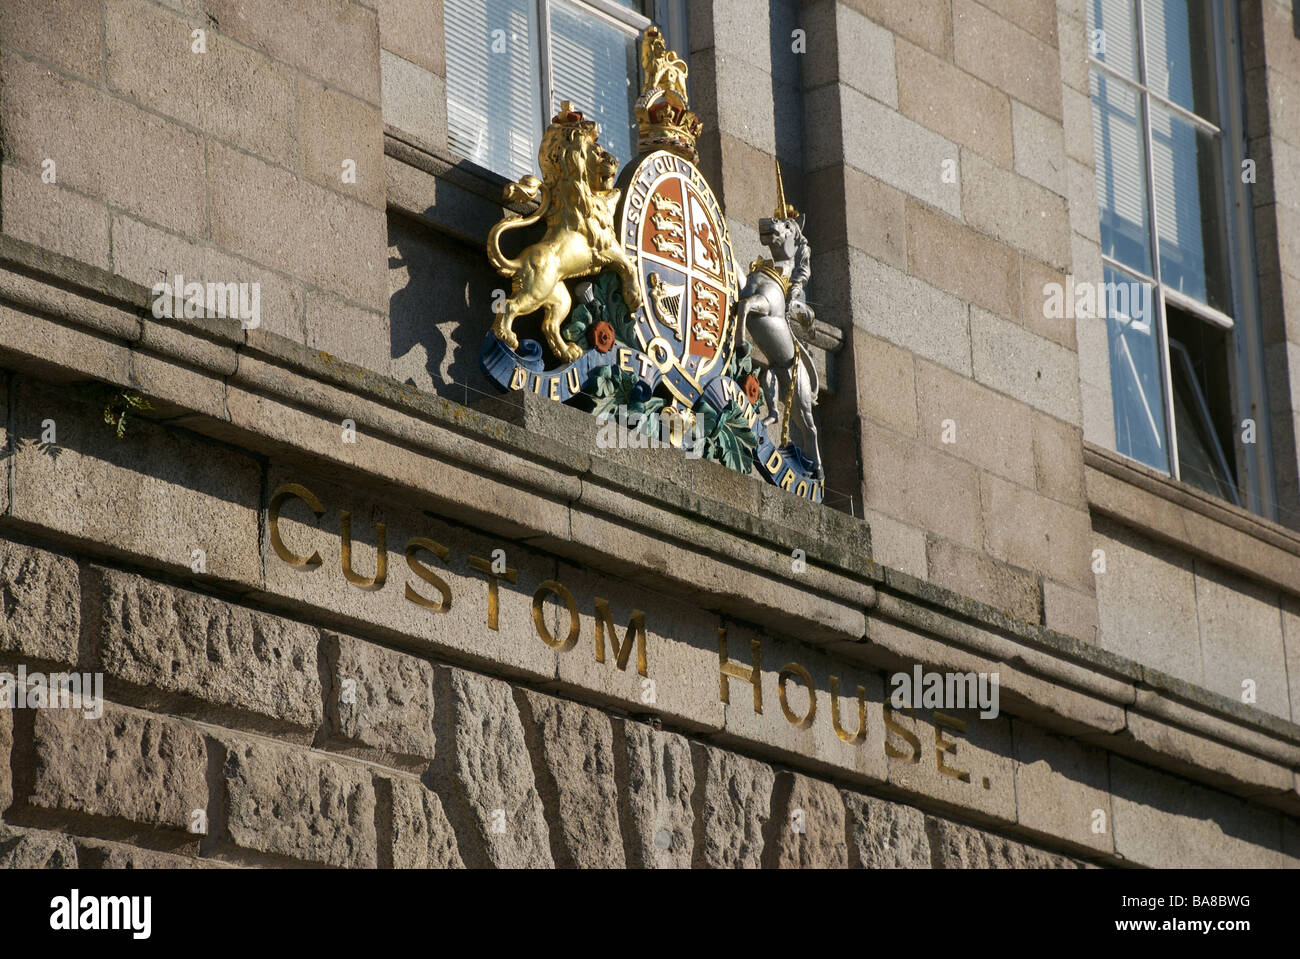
[717,627,762,714]
[829,676,868,745]
[883,704,921,763]
[778,662,816,729]
[532,580,579,650]
[268,483,325,570]
[405,538,453,612]
[593,598,648,677]
[340,510,387,592]
[934,712,971,782]
[468,555,518,630]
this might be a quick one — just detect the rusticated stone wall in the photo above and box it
[0,533,1087,869]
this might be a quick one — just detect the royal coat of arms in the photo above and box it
[479,26,825,503]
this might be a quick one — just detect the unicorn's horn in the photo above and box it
[774,158,787,219]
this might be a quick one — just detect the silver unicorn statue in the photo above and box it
[734,160,823,480]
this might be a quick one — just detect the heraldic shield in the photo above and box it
[478,26,824,504]
[621,151,738,409]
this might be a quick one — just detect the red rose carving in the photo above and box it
[592,320,616,353]
[742,374,762,406]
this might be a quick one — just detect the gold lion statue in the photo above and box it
[642,25,688,101]
[487,104,641,363]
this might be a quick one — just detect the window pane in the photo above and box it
[1144,0,1219,122]
[1087,0,1140,81]
[1166,305,1240,504]
[1091,70,1153,275]
[549,0,640,167]
[1105,266,1168,472]
[1149,102,1231,313]
[445,0,544,181]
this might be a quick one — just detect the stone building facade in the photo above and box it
[0,0,1297,869]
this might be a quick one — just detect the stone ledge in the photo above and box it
[3,235,1300,815]
[1085,442,1300,597]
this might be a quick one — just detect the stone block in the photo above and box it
[978,0,1058,44]
[1056,6,1089,94]
[971,306,1081,424]
[617,719,695,869]
[0,0,103,81]
[1109,757,1292,868]
[714,624,888,786]
[1092,519,1203,685]
[896,39,1013,167]
[221,736,377,867]
[90,566,321,732]
[1261,0,1300,87]
[1193,565,1290,719]
[767,771,849,868]
[325,632,435,765]
[430,667,552,868]
[691,50,799,166]
[690,742,774,868]
[838,166,909,269]
[208,141,387,310]
[803,1,898,106]
[927,817,1087,867]
[28,705,207,833]
[914,359,1035,486]
[908,202,1020,322]
[110,215,305,347]
[0,825,78,868]
[0,53,206,236]
[105,0,297,166]
[205,0,381,104]
[809,84,962,217]
[884,705,1018,824]
[962,152,1071,271]
[381,50,446,151]
[1067,158,1101,244]
[0,164,111,270]
[260,466,559,682]
[926,537,1041,624]
[0,303,131,387]
[75,839,213,868]
[10,378,263,587]
[842,790,931,867]
[850,252,972,376]
[860,420,984,552]
[953,0,1062,121]
[1012,720,1113,854]
[1043,580,1099,643]
[842,0,952,58]
[852,331,917,436]
[1012,100,1067,197]
[299,77,386,209]
[981,472,1094,592]
[715,133,783,246]
[516,689,623,868]
[378,774,464,868]
[1032,411,1086,507]
[0,706,11,814]
[1060,86,1095,167]
[862,509,927,579]
[0,538,80,665]
[378,0,445,76]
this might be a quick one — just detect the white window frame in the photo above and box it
[1088,0,1275,519]
[536,0,652,132]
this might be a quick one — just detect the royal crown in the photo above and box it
[635,26,703,162]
